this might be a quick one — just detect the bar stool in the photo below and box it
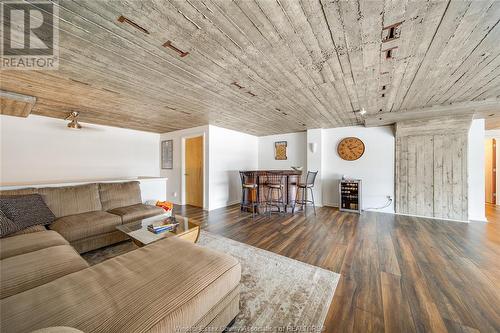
[264,172,286,217]
[239,171,259,217]
[293,171,318,216]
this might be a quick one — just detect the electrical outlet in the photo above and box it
[386,195,393,200]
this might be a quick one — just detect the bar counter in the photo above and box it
[240,170,302,213]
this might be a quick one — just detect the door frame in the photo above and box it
[492,138,496,204]
[181,133,207,210]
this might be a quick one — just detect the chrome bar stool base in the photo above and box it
[292,171,318,216]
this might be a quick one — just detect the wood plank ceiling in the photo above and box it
[1,0,499,135]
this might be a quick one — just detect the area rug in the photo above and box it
[82,231,340,330]
[199,232,339,330]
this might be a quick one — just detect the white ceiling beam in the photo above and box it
[363,99,500,127]
[0,90,37,118]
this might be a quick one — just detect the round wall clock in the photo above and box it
[337,137,365,161]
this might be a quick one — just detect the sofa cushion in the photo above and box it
[0,245,89,299]
[98,181,142,211]
[0,230,68,260]
[108,203,164,223]
[49,211,122,243]
[38,184,102,218]
[0,237,241,332]
[0,194,55,234]
[9,224,47,237]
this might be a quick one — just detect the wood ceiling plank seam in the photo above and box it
[318,0,359,115]
[49,25,288,133]
[357,0,385,117]
[472,88,500,102]
[332,0,367,125]
[202,0,286,93]
[32,110,171,133]
[59,1,261,102]
[389,0,450,112]
[227,0,344,126]
[253,0,316,81]
[251,0,336,123]
[174,0,242,51]
[170,0,322,130]
[451,59,500,102]
[398,0,473,110]
[382,0,418,113]
[422,1,500,106]
[169,0,324,129]
[286,0,352,126]
[447,3,500,74]
[438,51,500,104]
[2,49,278,132]
[230,0,333,128]
[393,0,452,112]
[52,3,237,93]
[31,99,179,132]
[66,0,304,132]
[180,0,316,129]
[22,83,197,127]
[337,0,370,123]
[1,72,292,135]
[300,0,358,120]
[152,1,308,116]
[414,0,499,107]
[319,0,361,121]
[432,26,500,105]
[275,0,345,126]
[469,76,500,101]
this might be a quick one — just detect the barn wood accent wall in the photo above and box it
[395,116,472,221]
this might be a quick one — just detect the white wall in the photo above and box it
[159,125,258,211]
[258,132,306,170]
[486,129,500,206]
[468,119,486,221]
[159,125,209,208]
[209,125,258,210]
[0,115,160,185]
[307,129,323,206]
[321,126,395,213]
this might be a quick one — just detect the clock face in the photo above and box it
[337,137,365,161]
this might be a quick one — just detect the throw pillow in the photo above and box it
[0,209,19,238]
[0,194,56,236]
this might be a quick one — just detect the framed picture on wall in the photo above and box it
[161,140,173,169]
[274,141,287,160]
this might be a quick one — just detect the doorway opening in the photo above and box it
[485,138,496,204]
[485,138,497,222]
[184,136,204,208]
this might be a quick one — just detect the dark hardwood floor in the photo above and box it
[175,204,500,333]
[486,203,499,223]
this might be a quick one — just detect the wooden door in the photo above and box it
[185,136,203,207]
[485,139,496,204]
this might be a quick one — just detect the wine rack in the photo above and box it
[339,179,362,213]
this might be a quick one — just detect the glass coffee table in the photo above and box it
[116,214,200,247]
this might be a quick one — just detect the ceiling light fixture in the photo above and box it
[66,111,82,129]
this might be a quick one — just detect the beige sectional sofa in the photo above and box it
[0,181,241,332]
[2,181,164,253]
